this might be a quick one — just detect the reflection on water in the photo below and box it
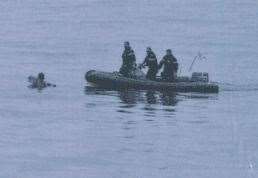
[84,86,219,120]
[159,92,178,106]
[84,86,180,106]
[118,90,139,105]
[145,91,157,104]
[84,86,218,105]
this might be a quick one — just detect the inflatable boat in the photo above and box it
[85,70,219,93]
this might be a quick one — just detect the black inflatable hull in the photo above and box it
[85,70,219,93]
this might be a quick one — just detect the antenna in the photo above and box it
[188,51,207,72]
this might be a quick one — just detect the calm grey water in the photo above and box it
[0,0,258,177]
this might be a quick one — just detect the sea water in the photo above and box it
[0,0,258,177]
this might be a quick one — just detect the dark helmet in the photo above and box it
[146,47,152,53]
[38,72,45,80]
[166,49,172,55]
[124,41,130,48]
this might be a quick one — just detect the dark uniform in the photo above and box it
[141,48,158,80]
[119,42,136,77]
[159,50,178,82]
[28,73,56,89]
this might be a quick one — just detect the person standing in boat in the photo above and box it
[158,49,179,82]
[119,41,136,77]
[140,47,158,80]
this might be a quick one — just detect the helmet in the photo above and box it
[166,49,172,55]
[38,72,45,80]
[146,47,152,53]
[124,41,130,47]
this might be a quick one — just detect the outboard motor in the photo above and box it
[191,72,209,82]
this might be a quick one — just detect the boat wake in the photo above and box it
[216,82,258,92]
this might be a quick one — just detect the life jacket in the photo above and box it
[162,54,178,73]
[146,52,158,70]
[122,49,136,68]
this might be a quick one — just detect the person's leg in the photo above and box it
[146,69,152,80]
[119,65,129,77]
[169,71,175,82]
[161,71,165,80]
[162,71,170,82]
[147,69,157,80]
[150,69,158,81]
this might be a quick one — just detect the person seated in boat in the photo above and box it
[140,47,158,80]
[28,72,56,89]
[119,41,136,77]
[158,49,179,82]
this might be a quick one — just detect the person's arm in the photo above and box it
[152,53,157,60]
[172,55,177,62]
[131,50,136,63]
[129,50,137,68]
[140,56,147,68]
[46,83,56,87]
[158,58,164,69]
[122,51,126,63]
[172,55,178,71]
[174,62,179,72]
[133,55,136,64]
